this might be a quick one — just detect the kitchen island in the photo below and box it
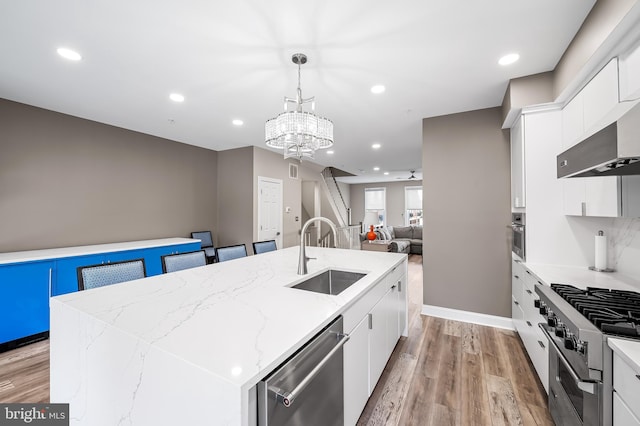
[50,246,407,426]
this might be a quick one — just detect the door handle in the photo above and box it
[276,232,281,236]
[270,333,350,407]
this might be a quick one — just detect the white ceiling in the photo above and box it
[0,1,595,183]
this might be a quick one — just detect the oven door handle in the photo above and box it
[539,324,597,395]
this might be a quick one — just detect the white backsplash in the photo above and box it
[608,217,640,278]
[560,216,640,291]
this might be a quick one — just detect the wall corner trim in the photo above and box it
[421,304,515,330]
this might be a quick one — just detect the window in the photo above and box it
[405,186,423,226]
[364,187,386,227]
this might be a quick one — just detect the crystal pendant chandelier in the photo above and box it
[265,53,334,160]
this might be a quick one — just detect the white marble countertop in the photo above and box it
[51,246,406,391]
[0,238,198,265]
[608,338,640,373]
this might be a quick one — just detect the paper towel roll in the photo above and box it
[595,232,607,271]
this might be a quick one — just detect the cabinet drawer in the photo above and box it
[386,261,406,289]
[522,267,539,293]
[613,353,640,420]
[614,391,640,426]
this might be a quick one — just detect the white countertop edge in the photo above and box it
[608,337,640,374]
[513,254,640,292]
[0,237,199,265]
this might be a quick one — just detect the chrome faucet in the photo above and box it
[298,217,338,275]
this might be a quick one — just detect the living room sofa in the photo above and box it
[360,225,423,254]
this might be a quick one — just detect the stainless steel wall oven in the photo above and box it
[511,212,525,261]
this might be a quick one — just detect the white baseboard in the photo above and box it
[421,304,515,330]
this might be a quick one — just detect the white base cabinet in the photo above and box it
[511,258,549,393]
[343,260,407,426]
[344,316,370,426]
[613,352,640,425]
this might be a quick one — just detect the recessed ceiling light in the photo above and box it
[232,119,244,126]
[383,172,389,175]
[371,85,386,94]
[169,93,185,103]
[372,143,381,149]
[57,47,82,61]
[373,167,380,171]
[498,53,520,66]
[326,150,334,155]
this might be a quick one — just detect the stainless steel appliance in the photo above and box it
[536,283,640,426]
[511,212,525,261]
[557,102,640,178]
[258,316,348,426]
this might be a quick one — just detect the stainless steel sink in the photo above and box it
[291,269,366,295]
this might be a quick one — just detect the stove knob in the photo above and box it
[539,302,548,316]
[576,341,587,355]
[555,324,565,338]
[534,299,541,308]
[547,315,557,327]
[564,333,576,351]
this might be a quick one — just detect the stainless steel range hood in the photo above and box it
[557,103,640,178]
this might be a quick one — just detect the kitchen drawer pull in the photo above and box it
[368,313,373,330]
[526,289,532,295]
[271,332,350,408]
[514,275,520,279]
[538,340,545,349]
[514,301,520,306]
[526,321,532,327]
[397,281,402,292]
[636,374,640,381]
[526,270,531,275]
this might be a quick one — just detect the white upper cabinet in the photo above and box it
[619,40,640,102]
[561,91,584,150]
[560,58,628,217]
[511,115,526,209]
[582,58,619,135]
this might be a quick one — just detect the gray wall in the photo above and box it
[422,108,511,317]
[349,180,423,228]
[501,72,554,123]
[217,147,253,250]
[0,98,218,252]
[553,0,637,99]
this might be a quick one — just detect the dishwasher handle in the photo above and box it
[271,332,350,408]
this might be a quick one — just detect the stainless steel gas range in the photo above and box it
[535,283,640,426]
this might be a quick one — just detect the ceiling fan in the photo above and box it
[397,170,418,180]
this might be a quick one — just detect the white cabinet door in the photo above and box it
[344,316,370,426]
[368,285,400,393]
[511,116,526,208]
[563,176,621,217]
[614,392,640,426]
[619,41,640,101]
[396,274,408,338]
[585,176,621,217]
[582,58,619,134]
[368,288,390,392]
[562,91,584,149]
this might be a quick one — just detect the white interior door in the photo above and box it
[258,177,283,249]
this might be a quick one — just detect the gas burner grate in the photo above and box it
[550,283,640,338]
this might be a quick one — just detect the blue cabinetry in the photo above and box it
[0,239,200,350]
[0,261,53,350]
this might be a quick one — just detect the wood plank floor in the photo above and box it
[0,254,553,426]
[357,254,554,426]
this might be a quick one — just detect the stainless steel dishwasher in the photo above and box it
[257,316,348,426]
